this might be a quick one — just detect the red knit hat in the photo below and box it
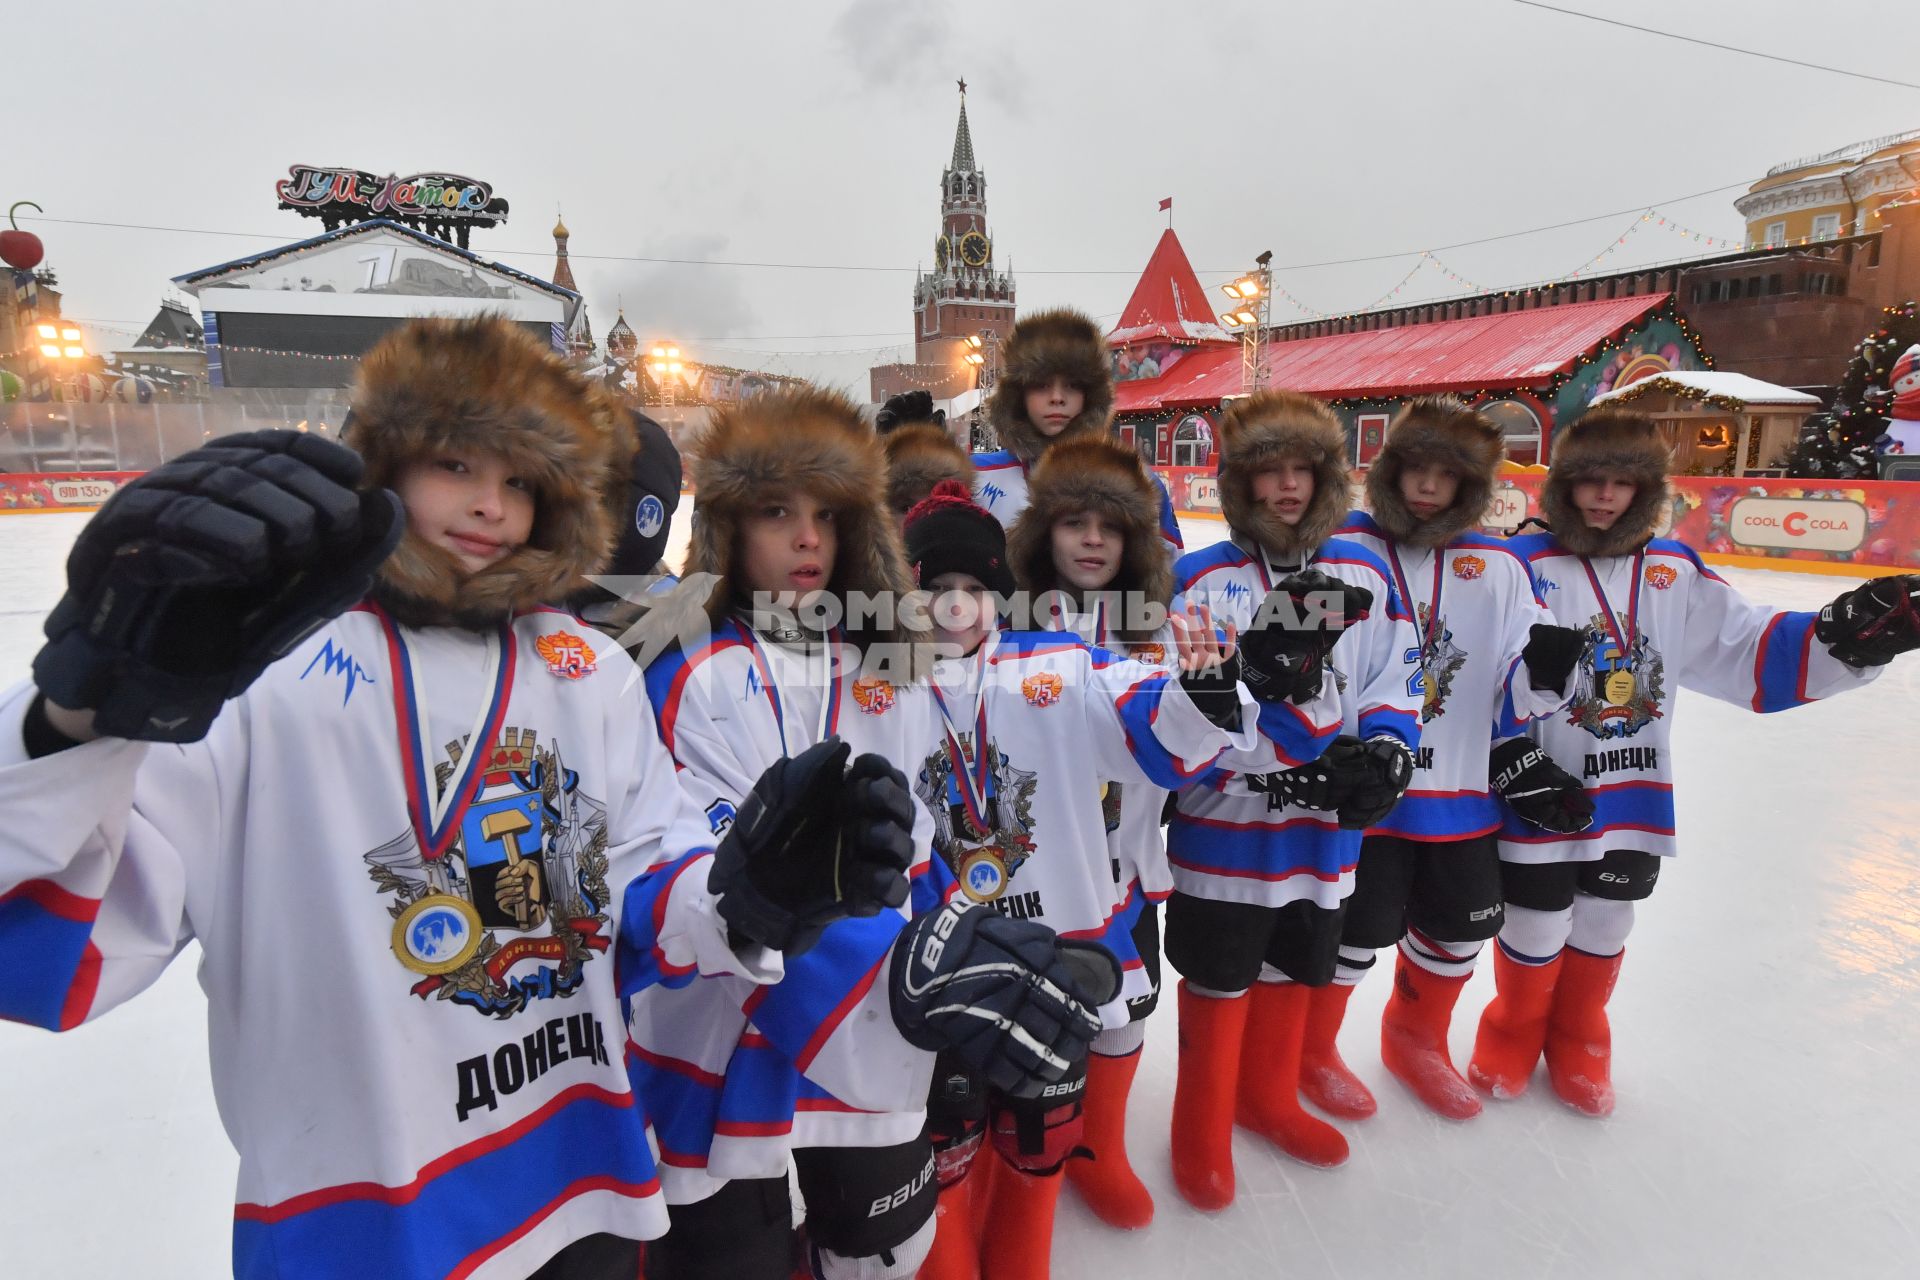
[902,479,1017,596]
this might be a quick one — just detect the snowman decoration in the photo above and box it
[1878,343,1920,455]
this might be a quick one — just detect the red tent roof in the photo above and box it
[1108,228,1234,347]
[1114,294,1670,411]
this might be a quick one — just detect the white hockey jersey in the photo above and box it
[1167,536,1425,909]
[636,619,1265,1193]
[1050,611,1181,905]
[0,605,765,1280]
[637,621,949,1198]
[1500,534,1879,864]
[1335,512,1568,842]
[917,630,1261,1025]
[973,449,1185,556]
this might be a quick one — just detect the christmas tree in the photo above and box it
[1787,301,1920,479]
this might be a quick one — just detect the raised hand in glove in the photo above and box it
[32,430,402,742]
[1237,569,1373,706]
[1522,623,1585,694]
[1489,737,1594,835]
[1816,575,1920,667]
[708,739,915,957]
[1248,733,1413,829]
[890,900,1119,1098]
[876,389,943,435]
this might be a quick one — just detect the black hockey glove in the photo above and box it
[708,739,915,957]
[1247,734,1413,829]
[876,389,943,435]
[1816,575,1920,668]
[1489,737,1595,835]
[889,900,1119,1098]
[1522,623,1585,695]
[1177,648,1244,730]
[32,430,402,742]
[1331,735,1415,830]
[1237,570,1373,706]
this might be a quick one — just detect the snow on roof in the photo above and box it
[1108,228,1236,346]
[1591,370,1820,408]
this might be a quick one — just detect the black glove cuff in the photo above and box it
[1178,652,1244,730]
[22,693,85,760]
[710,865,808,956]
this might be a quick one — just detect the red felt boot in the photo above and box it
[917,1161,980,1280]
[1065,1050,1154,1229]
[1379,952,1481,1120]
[1545,948,1624,1118]
[1234,981,1349,1168]
[1468,946,1563,1100]
[977,1164,1065,1280]
[1169,981,1248,1212]
[1298,981,1377,1120]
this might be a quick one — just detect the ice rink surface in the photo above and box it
[3,508,1917,1278]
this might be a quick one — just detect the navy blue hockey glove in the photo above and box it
[1238,570,1372,706]
[32,430,402,742]
[1249,733,1412,829]
[1817,575,1920,668]
[1522,623,1585,695]
[890,900,1119,1099]
[1490,738,1596,835]
[709,739,915,957]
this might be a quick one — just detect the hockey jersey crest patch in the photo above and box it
[851,676,896,716]
[1452,554,1487,580]
[1021,672,1064,708]
[536,631,597,680]
[1566,619,1666,741]
[367,725,614,1017]
[1645,563,1679,590]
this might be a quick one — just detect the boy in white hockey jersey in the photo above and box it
[0,317,921,1280]
[1321,396,1590,1121]
[972,308,1183,555]
[900,477,1280,1279]
[1474,406,1920,1117]
[634,387,1116,1280]
[1004,434,1185,1230]
[1165,390,1423,1205]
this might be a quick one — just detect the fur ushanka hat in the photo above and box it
[984,308,1115,464]
[1214,390,1353,561]
[1363,395,1506,548]
[1541,406,1672,556]
[1007,436,1172,644]
[345,314,631,629]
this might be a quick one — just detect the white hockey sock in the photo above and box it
[1496,903,1572,966]
[1568,893,1633,957]
[812,1214,935,1280]
[1333,945,1376,986]
[1093,1021,1147,1057]
[1399,928,1483,979]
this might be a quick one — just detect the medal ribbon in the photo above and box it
[1386,543,1446,668]
[374,606,517,862]
[1580,550,1646,661]
[928,633,998,838]
[741,626,843,758]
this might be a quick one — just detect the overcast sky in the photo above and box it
[12,0,1920,390]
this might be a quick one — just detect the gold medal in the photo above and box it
[1603,669,1636,706]
[392,893,483,976]
[959,849,1010,903]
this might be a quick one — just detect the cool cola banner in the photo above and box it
[1158,467,1920,576]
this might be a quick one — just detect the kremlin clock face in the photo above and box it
[936,234,951,268]
[960,231,990,267]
